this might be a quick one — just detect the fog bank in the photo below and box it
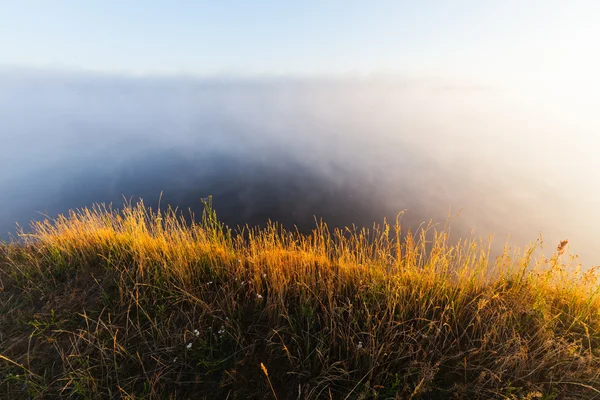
[0,68,597,265]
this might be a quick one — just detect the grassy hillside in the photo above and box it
[1,199,599,399]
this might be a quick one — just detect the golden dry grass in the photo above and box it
[0,199,599,399]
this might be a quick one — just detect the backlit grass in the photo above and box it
[1,199,599,399]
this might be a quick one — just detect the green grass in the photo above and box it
[1,199,599,399]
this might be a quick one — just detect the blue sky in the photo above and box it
[3,0,599,84]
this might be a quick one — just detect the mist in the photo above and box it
[0,68,597,266]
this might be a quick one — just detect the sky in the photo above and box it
[3,1,600,85]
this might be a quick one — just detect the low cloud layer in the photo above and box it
[0,68,597,265]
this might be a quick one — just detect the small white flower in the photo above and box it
[173,357,178,362]
[257,294,263,299]
[241,281,245,286]
[186,343,192,349]
[238,259,242,263]
[218,326,225,335]
[207,281,213,285]
[262,273,267,278]
[194,329,200,337]
[357,341,363,350]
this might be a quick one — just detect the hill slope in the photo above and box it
[1,200,599,399]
